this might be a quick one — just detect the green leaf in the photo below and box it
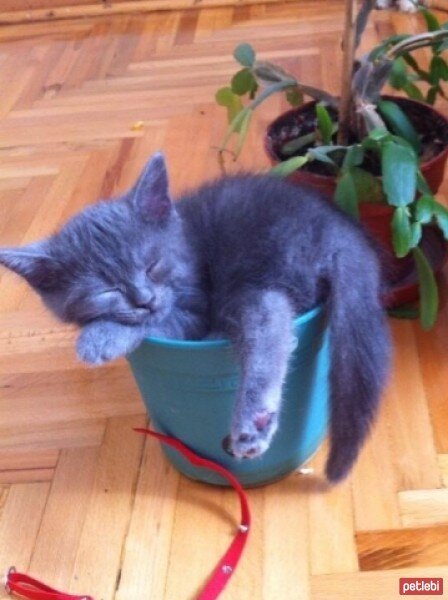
[253,61,292,84]
[392,207,412,257]
[405,73,421,83]
[422,9,441,33]
[415,195,435,223]
[215,87,245,126]
[231,69,257,96]
[402,81,424,101]
[285,87,304,107]
[431,56,448,82]
[335,171,359,218]
[390,135,414,151]
[377,100,420,154]
[435,211,448,239]
[368,127,390,142]
[433,200,448,239]
[309,144,346,154]
[282,132,316,155]
[350,167,385,204]
[417,171,432,195]
[413,246,439,330]
[389,56,408,89]
[215,86,234,106]
[426,86,438,105]
[342,145,364,171]
[381,141,417,207]
[429,56,448,84]
[315,103,334,145]
[410,222,422,248]
[233,43,255,68]
[234,110,252,158]
[368,34,409,61]
[270,155,309,177]
[402,53,423,75]
[439,40,448,52]
[219,107,251,149]
[307,147,339,167]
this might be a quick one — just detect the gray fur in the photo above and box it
[0,153,391,481]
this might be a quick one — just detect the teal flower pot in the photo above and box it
[127,305,329,487]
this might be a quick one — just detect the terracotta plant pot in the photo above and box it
[265,97,448,308]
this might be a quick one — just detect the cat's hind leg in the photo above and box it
[375,0,391,8]
[398,0,418,12]
[225,289,296,459]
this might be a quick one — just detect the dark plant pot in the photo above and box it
[265,97,448,308]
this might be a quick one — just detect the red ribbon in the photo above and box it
[4,568,93,599]
[4,428,251,600]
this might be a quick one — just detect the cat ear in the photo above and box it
[133,152,173,224]
[0,243,62,290]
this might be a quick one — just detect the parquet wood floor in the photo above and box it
[0,2,447,598]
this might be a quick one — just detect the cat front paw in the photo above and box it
[77,323,128,365]
[227,411,278,459]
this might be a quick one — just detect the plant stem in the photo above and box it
[386,30,448,58]
[218,80,296,155]
[338,0,358,146]
[355,0,376,50]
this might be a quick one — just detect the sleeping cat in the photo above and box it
[0,154,391,482]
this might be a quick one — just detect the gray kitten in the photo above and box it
[0,154,391,482]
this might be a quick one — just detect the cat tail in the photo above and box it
[325,249,391,483]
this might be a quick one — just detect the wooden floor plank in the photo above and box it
[399,488,448,528]
[262,473,312,600]
[68,416,145,600]
[352,401,402,532]
[439,454,448,487]
[115,435,179,600]
[308,445,359,575]
[0,487,9,520]
[0,483,50,588]
[383,321,441,492]
[311,567,448,600]
[0,467,55,485]
[0,417,107,453]
[29,447,100,590]
[0,449,58,471]
[413,302,448,454]
[357,525,448,571]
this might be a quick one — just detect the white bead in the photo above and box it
[297,467,314,475]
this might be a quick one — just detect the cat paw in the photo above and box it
[228,411,278,459]
[399,0,417,12]
[77,325,126,365]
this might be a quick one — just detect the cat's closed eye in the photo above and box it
[96,288,124,299]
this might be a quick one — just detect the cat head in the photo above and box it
[0,153,197,327]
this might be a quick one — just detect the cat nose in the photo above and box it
[133,291,156,311]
